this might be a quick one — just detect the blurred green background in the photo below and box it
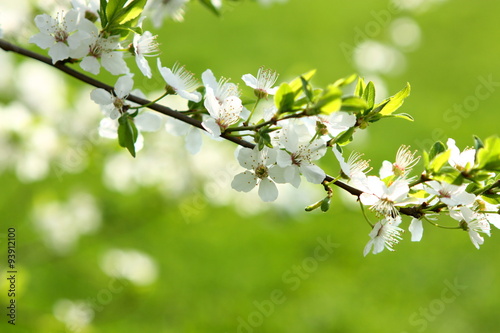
[1,0,500,332]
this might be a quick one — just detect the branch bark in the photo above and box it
[0,39,375,201]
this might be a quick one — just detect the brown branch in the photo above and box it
[0,39,373,201]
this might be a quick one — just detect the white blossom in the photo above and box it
[29,10,89,64]
[202,87,243,138]
[132,31,159,78]
[364,216,404,256]
[72,22,129,75]
[242,66,279,97]
[332,145,370,180]
[276,127,326,187]
[315,111,356,138]
[450,206,490,249]
[409,218,423,241]
[202,69,240,102]
[146,0,189,27]
[157,59,202,102]
[379,145,420,179]
[357,177,416,217]
[447,138,475,172]
[90,75,134,119]
[425,180,475,208]
[231,146,286,202]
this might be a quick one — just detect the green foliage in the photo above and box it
[475,136,500,171]
[100,0,147,38]
[118,114,139,157]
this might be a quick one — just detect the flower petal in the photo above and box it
[241,74,258,89]
[258,178,278,202]
[90,89,113,105]
[300,164,325,184]
[114,76,134,98]
[409,218,423,242]
[231,171,257,192]
[135,112,162,132]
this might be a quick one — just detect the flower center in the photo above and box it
[255,165,269,179]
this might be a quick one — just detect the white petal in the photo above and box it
[363,239,374,257]
[48,42,70,63]
[409,218,423,242]
[136,55,152,78]
[201,118,221,138]
[64,10,80,31]
[258,178,278,202]
[29,33,54,49]
[101,52,129,75]
[202,69,217,89]
[268,165,287,184]
[388,180,410,202]
[177,89,202,103]
[236,147,255,169]
[469,231,484,249]
[185,128,202,154]
[135,112,162,132]
[98,118,118,139]
[204,87,220,118]
[276,150,291,167]
[300,164,326,184]
[90,89,113,105]
[231,171,257,192]
[359,193,379,206]
[241,74,258,89]
[34,14,54,32]
[379,160,394,179]
[283,165,301,188]
[115,76,134,98]
[80,56,101,75]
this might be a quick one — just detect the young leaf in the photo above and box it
[376,82,411,116]
[118,115,138,157]
[428,150,451,173]
[354,77,365,97]
[300,76,314,102]
[362,81,375,110]
[288,69,316,98]
[475,136,500,171]
[429,141,446,161]
[313,84,342,114]
[274,83,295,112]
[198,0,222,16]
[341,96,369,112]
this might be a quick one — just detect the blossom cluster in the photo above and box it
[336,139,500,256]
[24,0,500,257]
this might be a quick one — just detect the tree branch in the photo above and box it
[0,39,374,202]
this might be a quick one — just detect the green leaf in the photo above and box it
[429,141,446,161]
[300,76,314,102]
[362,81,375,110]
[385,113,414,121]
[341,96,368,112]
[118,115,138,157]
[320,197,330,212]
[274,83,295,112]
[313,84,342,114]
[428,150,451,173]
[198,0,222,16]
[332,74,357,88]
[117,0,147,25]
[99,0,108,26]
[377,82,411,116]
[334,126,355,146]
[106,0,128,23]
[354,77,365,97]
[288,69,316,98]
[475,136,500,171]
